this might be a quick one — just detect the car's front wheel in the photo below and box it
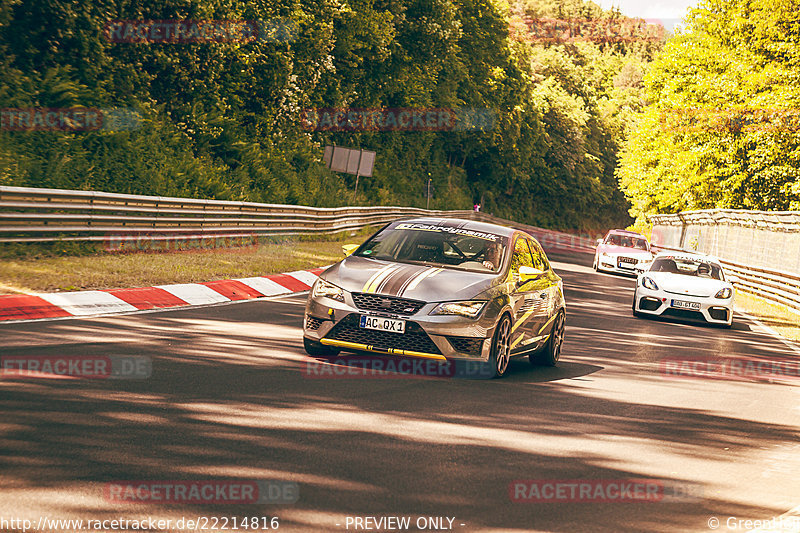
[303,337,340,357]
[531,311,565,367]
[485,314,511,378]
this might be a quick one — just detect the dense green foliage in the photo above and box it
[618,0,800,224]
[0,0,660,230]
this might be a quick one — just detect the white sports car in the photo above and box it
[632,252,737,328]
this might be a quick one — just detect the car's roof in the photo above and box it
[653,250,722,263]
[394,217,518,238]
[606,229,647,238]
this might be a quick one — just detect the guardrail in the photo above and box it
[0,186,601,254]
[720,260,800,313]
[0,186,476,243]
[650,210,800,314]
[472,213,598,254]
[649,209,800,275]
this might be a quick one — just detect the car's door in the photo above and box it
[528,239,562,341]
[508,236,551,353]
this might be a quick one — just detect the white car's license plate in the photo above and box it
[671,299,701,310]
[359,315,406,333]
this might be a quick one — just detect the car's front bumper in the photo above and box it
[634,286,733,325]
[596,254,647,276]
[303,293,498,362]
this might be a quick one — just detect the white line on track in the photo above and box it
[0,291,310,326]
[37,291,138,316]
[737,309,800,357]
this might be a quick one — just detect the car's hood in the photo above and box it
[643,272,729,297]
[598,245,652,256]
[323,256,499,301]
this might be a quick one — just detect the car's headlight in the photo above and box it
[715,287,733,299]
[430,301,487,318]
[641,277,659,290]
[312,279,345,302]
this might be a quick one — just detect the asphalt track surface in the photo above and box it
[1,251,799,533]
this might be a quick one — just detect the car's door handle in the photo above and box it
[539,292,548,299]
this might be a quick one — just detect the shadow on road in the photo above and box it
[1,253,798,533]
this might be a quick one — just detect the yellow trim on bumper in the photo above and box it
[319,339,447,361]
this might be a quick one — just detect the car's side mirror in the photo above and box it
[342,244,359,256]
[519,265,546,284]
[728,275,739,284]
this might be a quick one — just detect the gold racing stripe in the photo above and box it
[362,265,393,292]
[400,267,443,295]
[377,264,423,295]
[371,264,408,293]
[364,265,401,293]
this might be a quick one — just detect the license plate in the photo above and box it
[359,315,406,333]
[671,299,701,310]
[618,261,635,269]
[619,257,637,264]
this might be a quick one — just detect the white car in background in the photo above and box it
[593,230,653,276]
[633,251,737,328]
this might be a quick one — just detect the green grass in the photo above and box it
[0,229,376,295]
[735,290,800,343]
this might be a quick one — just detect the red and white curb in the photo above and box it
[0,268,324,323]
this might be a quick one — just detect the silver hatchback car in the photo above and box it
[302,218,566,378]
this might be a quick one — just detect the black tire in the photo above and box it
[531,311,565,367]
[303,337,340,357]
[484,314,512,378]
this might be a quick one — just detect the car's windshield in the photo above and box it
[605,234,648,250]
[354,222,508,272]
[649,256,723,280]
